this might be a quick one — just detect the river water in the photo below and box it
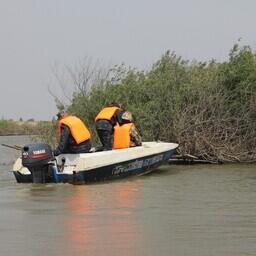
[0,136,256,256]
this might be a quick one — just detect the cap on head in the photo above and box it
[121,111,133,121]
[56,111,66,120]
[109,101,122,108]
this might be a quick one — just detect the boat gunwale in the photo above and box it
[56,142,178,172]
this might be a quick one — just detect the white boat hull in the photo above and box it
[12,142,178,184]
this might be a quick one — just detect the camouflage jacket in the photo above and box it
[130,126,142,147]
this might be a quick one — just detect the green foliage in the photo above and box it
[35,121,58,147]
[40,43,256,162]
[218,44,256,107]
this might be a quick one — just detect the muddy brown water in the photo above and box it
[0,136,256,256]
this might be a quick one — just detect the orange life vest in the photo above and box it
[58,115,91,144]
[113,123,134,149]
[95,106,120,122]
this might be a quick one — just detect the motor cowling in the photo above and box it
[22,143,54,183]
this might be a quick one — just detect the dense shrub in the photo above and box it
[39,44,256,162]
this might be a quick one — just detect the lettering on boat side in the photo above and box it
[112,154,164,175]
[112,160,143,175]
[143,154,163,167]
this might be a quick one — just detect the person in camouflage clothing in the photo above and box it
[130,125,142,146]
[120,111,142,147]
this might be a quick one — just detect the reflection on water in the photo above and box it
[64,186,97,255]
[63,181,141,255]
[1,136,256,256]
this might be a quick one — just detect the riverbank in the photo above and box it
[0,119,51,136]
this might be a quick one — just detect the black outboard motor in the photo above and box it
[22,143,54,183]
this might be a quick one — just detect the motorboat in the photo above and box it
[12,141,178,184]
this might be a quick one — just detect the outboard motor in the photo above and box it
[22,143,54,183]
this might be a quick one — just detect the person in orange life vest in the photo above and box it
[95,102,125,151]
[113,111,142,149]
[53,111,92,156]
